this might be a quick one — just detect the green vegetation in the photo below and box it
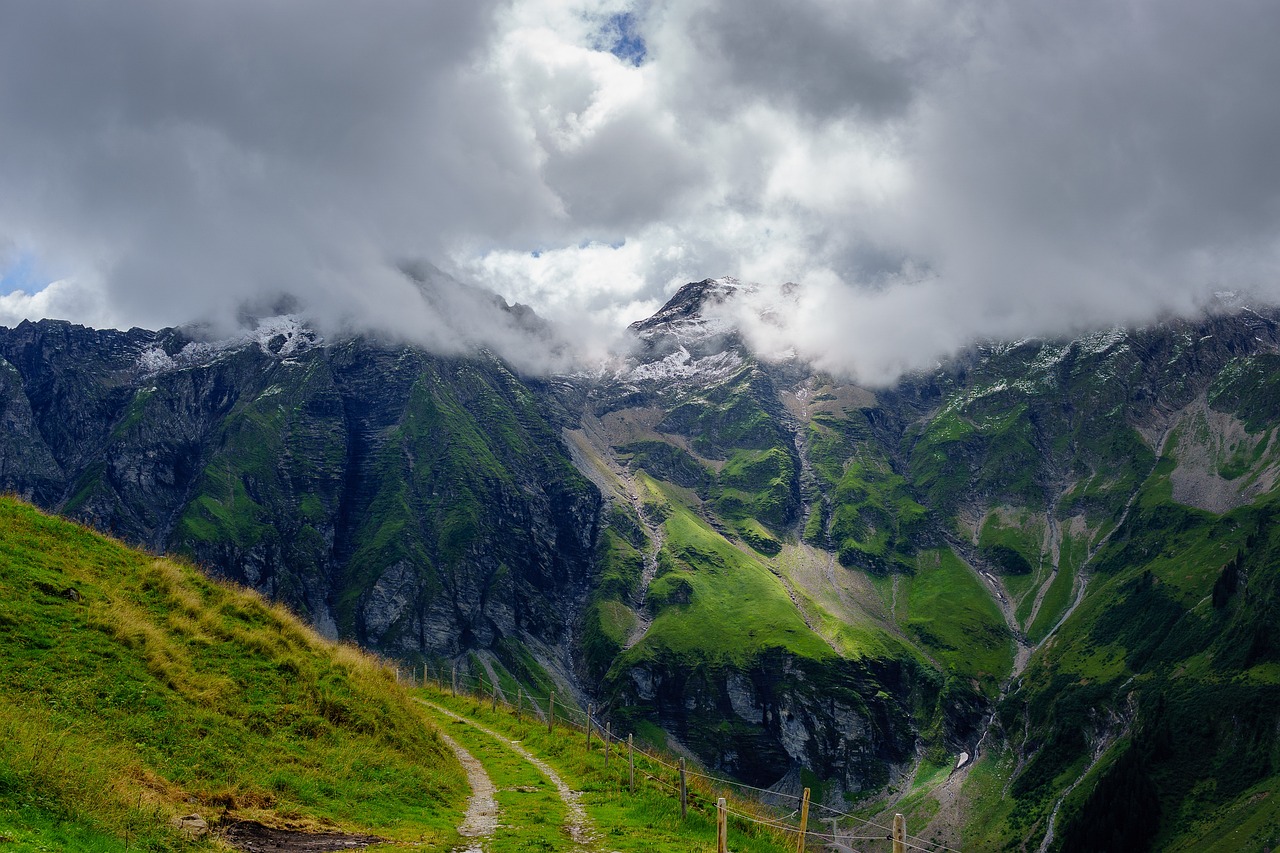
[621,476,830,667]
[617,440,713,491]
[653,366,801,536]
[1023,527,1088,643]
[426,710,572,852]
[804,412,925,572]
[1209,354,1280,432]
[0,497,466,850]
[583,504,648,679]
[977,511,1040,576]
[977,469,1280,851]
[173,354,346,610]
[896,549,1013,695]
[658,367,789,458]
[417,688,799,853]
[330,354,595,645]
[714,446,797,535]
[907,408,991,513]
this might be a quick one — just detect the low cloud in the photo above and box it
[1,1,1278,378]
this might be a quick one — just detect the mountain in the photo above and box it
[0,316,598,688]
[2,283,1280,849]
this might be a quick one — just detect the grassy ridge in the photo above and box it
[0,497,466,850]
[622,475,831,667]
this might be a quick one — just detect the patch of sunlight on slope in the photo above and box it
[620,474,831,667]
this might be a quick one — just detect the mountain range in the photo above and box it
[2,279,1279,850]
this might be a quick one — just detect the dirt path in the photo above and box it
[415,698,600,851]
[221,821,385,852]
[436,730,499,853]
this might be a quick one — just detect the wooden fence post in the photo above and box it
[604,722,611,770]
[717,797,728,853]
[491,688,497,712]
[628,734,635,793]
[678,757,688,819]
[451,665,457,695]
[586,704,594,751]
[516,687,523,721]
[893,813,906,853]
[548,692,555,734]
[796,787,810,853]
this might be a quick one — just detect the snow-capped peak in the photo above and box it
[137,315,322,375]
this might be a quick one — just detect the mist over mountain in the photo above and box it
[3,1,1280,381]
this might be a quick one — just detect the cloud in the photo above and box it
[2,0,1278,378]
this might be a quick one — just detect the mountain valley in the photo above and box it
[2,281,1280,850]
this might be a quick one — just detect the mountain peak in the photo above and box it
[629,277,744,334]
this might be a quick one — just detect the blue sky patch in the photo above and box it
[0,251,51,296]
[603,11,646,66]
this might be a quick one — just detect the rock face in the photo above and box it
[0,318,600,678]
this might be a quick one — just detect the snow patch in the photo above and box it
[1075,328,1127,358]
[137,347,176,374]
[136,315,321,375]
[618,347,742,384]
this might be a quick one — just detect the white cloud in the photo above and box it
[0,277,113,330]
[2,0,1278,378]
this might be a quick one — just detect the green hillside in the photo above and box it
[0,497,466,851]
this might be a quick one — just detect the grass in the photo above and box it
[714,447,796,532]
[771,546,910,663]
[621,476,832,667]
[896,549,1013,695]
[1025,560,1077,643]
[1162,774,1280,853]
[0,497,467,850]
[977,510,1041,577]
[804,416,925,569]
[975,467,1280,851]
[421,709,571,852]
[417,687,800,853]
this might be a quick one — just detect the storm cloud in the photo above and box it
[1,0,1278,379]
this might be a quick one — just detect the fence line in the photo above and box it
[408,665,955,852]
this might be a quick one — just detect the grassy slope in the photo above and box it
[418,688,798,853]
[0,498,466,851]
[897,548,1013,696]
[805,410,925,572]
[621,475,831,669]
[960,459,1280,851]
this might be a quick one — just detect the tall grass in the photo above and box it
[0,497,467,849]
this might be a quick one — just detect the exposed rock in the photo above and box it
[173,813,208,837]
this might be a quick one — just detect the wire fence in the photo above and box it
[395,661,964,853]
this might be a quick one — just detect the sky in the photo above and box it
[1,0,1279,382]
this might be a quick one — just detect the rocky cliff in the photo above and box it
[0,317,599,689]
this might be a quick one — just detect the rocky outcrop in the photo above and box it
[614,650,940,792]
